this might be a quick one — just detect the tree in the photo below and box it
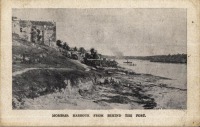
[74,47,78,51]
[56,40,62,47]
[63,42,70,50]
[90,48,95,54]
[79,47,86,54]
[93,52,100,59]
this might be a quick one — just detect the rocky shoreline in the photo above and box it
[12,64,186,110]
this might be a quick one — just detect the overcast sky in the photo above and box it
[13,8,186,56]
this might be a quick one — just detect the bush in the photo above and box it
[56,40,62,47]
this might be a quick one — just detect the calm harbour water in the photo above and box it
[117,59,187,89]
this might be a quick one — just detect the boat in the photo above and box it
[123,59,136,66]
[123,59,132,63]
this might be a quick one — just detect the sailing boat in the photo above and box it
[123,59,136,66]
[123,59,132,63]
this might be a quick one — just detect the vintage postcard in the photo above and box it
[1,0,200,126]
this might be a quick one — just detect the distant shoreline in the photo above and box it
[103,54,187,64]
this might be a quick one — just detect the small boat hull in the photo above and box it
[123,62,132,63]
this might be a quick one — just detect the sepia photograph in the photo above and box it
[12,8,187,110]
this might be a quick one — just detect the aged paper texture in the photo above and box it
[1,0,200,126]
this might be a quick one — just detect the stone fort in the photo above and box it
[12,16,56,47]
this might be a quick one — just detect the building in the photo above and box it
[12,17,56,47]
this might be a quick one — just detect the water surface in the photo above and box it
[117,59,187,89]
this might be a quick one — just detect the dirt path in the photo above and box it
[12,67,74,77]
[12,60,91,77]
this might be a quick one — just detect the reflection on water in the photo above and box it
[117,59,187,89]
